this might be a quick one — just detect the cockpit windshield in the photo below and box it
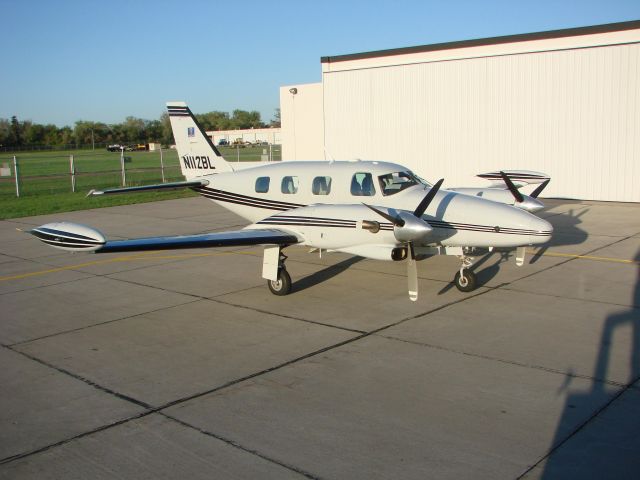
[378,171,430,196]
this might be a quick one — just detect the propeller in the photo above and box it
[499,171,525,203]
[499,171,549,212]
[364,179,444,301]
[530,178,550,198]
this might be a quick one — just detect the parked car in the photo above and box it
[106,144,134,152]
[218,139,229,146]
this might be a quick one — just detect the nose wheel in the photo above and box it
[454,252,477,292]
[454,269,477,292]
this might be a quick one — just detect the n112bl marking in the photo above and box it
[182,155,215,170]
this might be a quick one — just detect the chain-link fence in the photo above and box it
[0,145,281,198]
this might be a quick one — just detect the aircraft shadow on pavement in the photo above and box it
[538,249,640,478]
[292,256,364,293]
[530,205,590,264]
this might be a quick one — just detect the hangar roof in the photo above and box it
[320,19,640,64]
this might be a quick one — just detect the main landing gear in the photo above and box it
[454,251,478,292]
[266,250,292,296]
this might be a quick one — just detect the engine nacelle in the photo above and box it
[336,244,406,261]
[29,222,106,252]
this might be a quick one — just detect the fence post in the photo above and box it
[269,143,272,162]
[236,145,240,163]
[120,148,126,187]
[13,155,19,197]
[159,147,166,183]
[69,154,76,192]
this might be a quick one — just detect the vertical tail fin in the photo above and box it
[167,102,234,178]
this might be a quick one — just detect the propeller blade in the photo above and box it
[407,243,418,301]
[413,178,444,218]
[363,203,404,227]
[530,179,550,198]
[500,171,525,203]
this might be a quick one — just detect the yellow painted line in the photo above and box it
[0,249,258,282]
[526,249,639,265]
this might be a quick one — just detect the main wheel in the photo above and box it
[267,269,292,296]
[454,269,477,292]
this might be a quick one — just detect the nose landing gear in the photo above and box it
[454,251,478,292]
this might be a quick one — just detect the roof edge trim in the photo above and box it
[320,20,640,64]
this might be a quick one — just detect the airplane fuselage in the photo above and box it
[189,160,552,256]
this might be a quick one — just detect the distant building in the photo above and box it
[281,20,640,202]
[205,128,281,146]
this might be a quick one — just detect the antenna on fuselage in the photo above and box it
[324,146,335,164]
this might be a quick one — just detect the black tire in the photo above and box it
[267,269,292,296]
[454,269,477,292]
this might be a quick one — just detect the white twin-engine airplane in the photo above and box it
[28,102,553,301]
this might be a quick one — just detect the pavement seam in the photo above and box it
[4,298,202,348]
[515,374,640,479]
[375,334,628,388]
[500,285,640,310]
[209,297,367,334]
[4,345,152,409]
[0,273,96,297]
[0,409,155,466]
[160,413,321,480]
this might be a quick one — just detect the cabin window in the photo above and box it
[312,176,332,195]
[255,176,270,193]
[350,172,376,196]
[281,176,299,194]
[378,171,419,196]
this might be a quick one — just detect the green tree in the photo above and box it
[230,110,263,129]
[122,117,146,142]
[160,112,173,145]
[23,122,46,145]
[270,108,281,127]
[0,119,10,147]
[9,116,22,146]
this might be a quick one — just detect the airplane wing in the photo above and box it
[28,222,300,253]
[87,179,209,196]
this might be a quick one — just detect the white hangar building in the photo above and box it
[280,20,640,202]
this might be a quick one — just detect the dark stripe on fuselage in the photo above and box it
[258,216,548,236]
[194,186,306,211]
[194,188,550,237]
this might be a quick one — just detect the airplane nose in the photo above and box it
[528,216,553,245]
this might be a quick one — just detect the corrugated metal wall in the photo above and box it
[322,43,640,201]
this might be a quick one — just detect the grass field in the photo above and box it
[0,145,280,219]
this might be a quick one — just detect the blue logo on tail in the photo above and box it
[187,127,195,137]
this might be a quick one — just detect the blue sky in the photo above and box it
[2,0,638,127]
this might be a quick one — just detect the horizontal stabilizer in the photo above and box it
[478,170,550,187]
[88,180,209,196]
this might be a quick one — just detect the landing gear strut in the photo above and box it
[266,251,292,296]
[454,251,477,292]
